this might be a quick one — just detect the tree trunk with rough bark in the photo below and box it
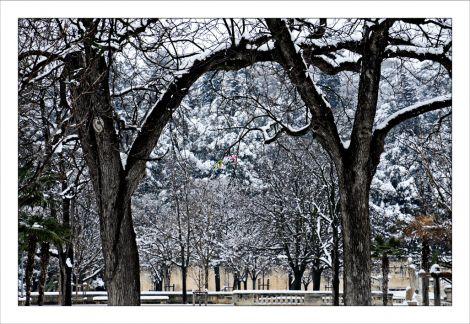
[66,32,141,305]
[381,252,389,306]
[338,167,372,306]
[37,242,50,306]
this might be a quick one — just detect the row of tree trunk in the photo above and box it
[22,236,73,306]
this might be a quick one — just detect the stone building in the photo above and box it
[139,258,443,293]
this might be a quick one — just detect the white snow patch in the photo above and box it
[430,264,441,274]
[66,258,73,268]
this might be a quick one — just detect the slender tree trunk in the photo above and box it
[37,242,50,306]
[243,279,247,290]
[59,250,74,306]
[59,192,74,306]
[24,234,37,306]
[331,212,341,305]
[252,277,256,290]
[155,278,163,291]
[164,266,171,291]
[312,269,323,291]
[338,167,372,306]
[433,274,441,306]
[204,263,209,290]
[382,252,389,306]
[421,238,430,306]
[214,265,221,291]
[181,265,188,303]
[303,281,309,290]
[232,274,236,290]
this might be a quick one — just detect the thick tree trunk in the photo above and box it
[100,200,141,306]
[312,269,323,291]
[66,26,141,305]
[24,234,37,306]
[291,271,303,290]
[214,265,221,291]
[37,242,50,306]
[338,168,372,306]
[382,252,389,306]
[421,238,430,306]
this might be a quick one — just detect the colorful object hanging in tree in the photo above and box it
[212,155,238,172]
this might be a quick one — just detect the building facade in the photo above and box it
[140,258,440,292]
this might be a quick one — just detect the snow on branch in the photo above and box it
[261,119,312,145]
[374,94,452,132]
[384,44,452,75]
[111,82,159,97]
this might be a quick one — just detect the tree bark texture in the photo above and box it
[65,25,141,305]
[338,167,372,306]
